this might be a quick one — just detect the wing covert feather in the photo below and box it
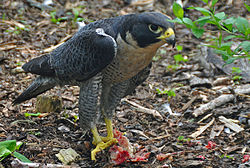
[51,29,116,81]
[23,29,116,81]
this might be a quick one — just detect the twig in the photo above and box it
[181,96,197,112]
[197,113,213,124]
[210,124,224,139]
[190,117,215,139]
[11,158,77,168]
[130,129,150,139]
[193,84,250,117]
[152,134,170,140]
[219,116,244,133]
[10,120,37,127]
[122,99,163,119]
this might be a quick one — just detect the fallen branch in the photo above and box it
[193,84,250,117]
[123,99,163,119]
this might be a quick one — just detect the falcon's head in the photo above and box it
[118,12,176,48]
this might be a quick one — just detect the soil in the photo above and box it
[0,0,249,167]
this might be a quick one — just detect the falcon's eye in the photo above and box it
[148,24,162,34]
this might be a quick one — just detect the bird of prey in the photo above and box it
[13,12,175,161]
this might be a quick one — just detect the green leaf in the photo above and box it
[235,17,249,34]
[218,33,222,46]
[13,152,32,163]
[0,140,17,152]
[188,7,211,16]
[182,17,194,28]
[224,17,236,25]
[226,57,237,64]
[24,112,41,117]
[201,0,208,4]
[0,146,11,158]
[178,136,184,141]
[224,35,237,41]
[245,28,250,38]
[221,42,233,48]
[195,16,211,27]
[168,18,183,24]
[72,8,79,17]
[205,44,218,49]
[176,45,183,51]
[223,23,233,32]
[174,54,184,62]
[232,75,242,81]
[214,12,226,20]
[214,49,230,61]
[191,27,204,38]
[167,90,176,97]
[244,3,250,12]
[173,2,184,19]
[211,0,219,8]
[239,41,250,52]
[232,67,242,74]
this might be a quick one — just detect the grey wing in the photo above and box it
[23,28,117,81]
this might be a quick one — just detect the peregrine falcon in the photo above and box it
[13,12,176,161]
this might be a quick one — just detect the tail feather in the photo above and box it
[13,76,57,105]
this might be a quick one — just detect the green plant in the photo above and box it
[72,8,84,22]
[156,88,176,97]
[50,11,68,24]
[73,115,78,123]
[5,25,29,35]
[220,154,234,160]
[24,112,41,117]
[177,136,191,145]
[167,45,188,71]
[231,67,242,82]
[0,140,31,163]
[171,0,250,65]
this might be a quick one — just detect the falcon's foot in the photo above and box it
[92,118,116,145]
[91,139,118,161]
[91,119,118,161]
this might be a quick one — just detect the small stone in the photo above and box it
[224,127,231,134]
[58,125,70,132]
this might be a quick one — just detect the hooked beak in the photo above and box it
[157,28,176,48]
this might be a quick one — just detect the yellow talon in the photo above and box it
[92,118,116,145]
[90,118,118,161]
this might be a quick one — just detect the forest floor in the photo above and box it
[0,0,249,167]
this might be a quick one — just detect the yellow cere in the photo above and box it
[157,28,175,40]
